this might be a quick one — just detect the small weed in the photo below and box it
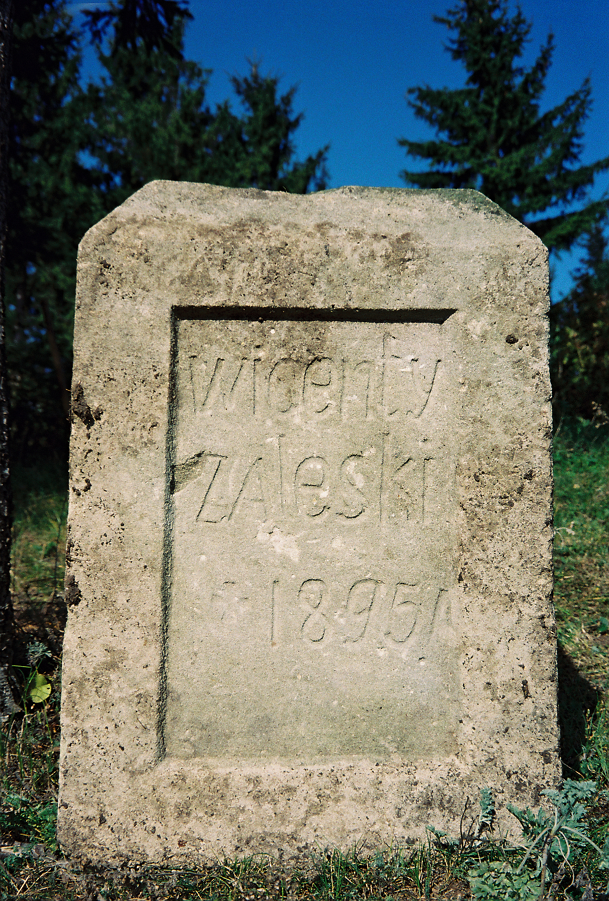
[0,793,57,849]
[465,782,609,900]
[580,699,609,786]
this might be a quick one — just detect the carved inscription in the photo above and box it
[187,335,441,421]
[166,319,458,760]
[183,575,449,650]
[173,444,444,526]
[294,578,448,649]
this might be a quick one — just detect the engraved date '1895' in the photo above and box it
[207,577,450,651]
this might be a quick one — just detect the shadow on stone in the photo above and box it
[557,642,599,777]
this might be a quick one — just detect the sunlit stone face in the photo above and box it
[58,184,558,864]
[165,316,459,761]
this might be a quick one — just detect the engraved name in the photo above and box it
[172,442,444,526]
[184,334,441,421]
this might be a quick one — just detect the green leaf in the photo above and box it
[468,862,540,901]
[29,673,52,704]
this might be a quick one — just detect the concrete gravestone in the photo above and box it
[58,183,560,863]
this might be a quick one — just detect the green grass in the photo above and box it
[554,421,609,688]
[1,433,609,900]
[553,421,609,788]
[10,462,68,610]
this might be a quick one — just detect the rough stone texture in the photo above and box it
[58,182,559,864]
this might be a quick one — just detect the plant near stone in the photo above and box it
[0,793,57,850]
[475,786,496,838]
[10,463,67,605]
[553,422,609,579]
[467,859,541,901]
[13,641,53,708]
[2,468,63,834]
[552,421,609,733]
[2,691,60,795]
[465,781,609,900]
[580,701,609,786]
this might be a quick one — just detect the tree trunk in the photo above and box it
[0,0,16,719]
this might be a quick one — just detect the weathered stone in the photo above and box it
[58,183,559,864]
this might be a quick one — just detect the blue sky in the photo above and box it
[70,0,609,300]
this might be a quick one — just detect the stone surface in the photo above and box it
[58,183,559,864]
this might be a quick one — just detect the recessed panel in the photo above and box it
[165,317,459,760]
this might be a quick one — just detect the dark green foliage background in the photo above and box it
[5,0,329,464]
[399,0,609,253]
[5,0,609,452]
[398,0,609,425]
[6,0,106,461]
[551,226,609,424]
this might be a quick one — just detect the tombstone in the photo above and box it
[58,183,560,863]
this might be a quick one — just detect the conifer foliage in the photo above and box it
[83,0,191,56]
[86,0,327,207]
[225,63,328,193]
[7,0,103,460]
[86,7,215,207]
[5,0,329,460]
[399,0,609,251]
[551,222,609,421]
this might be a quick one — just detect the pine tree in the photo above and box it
[551,223,609,421]
[86,8,215,209]
[83,0,191,57]
[223,62,329,193]
[87,4,328,203]
[6,0,103,460]
[6,0,329,459]
[399,0,609,251]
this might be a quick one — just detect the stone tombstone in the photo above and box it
[58,183,559,863]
